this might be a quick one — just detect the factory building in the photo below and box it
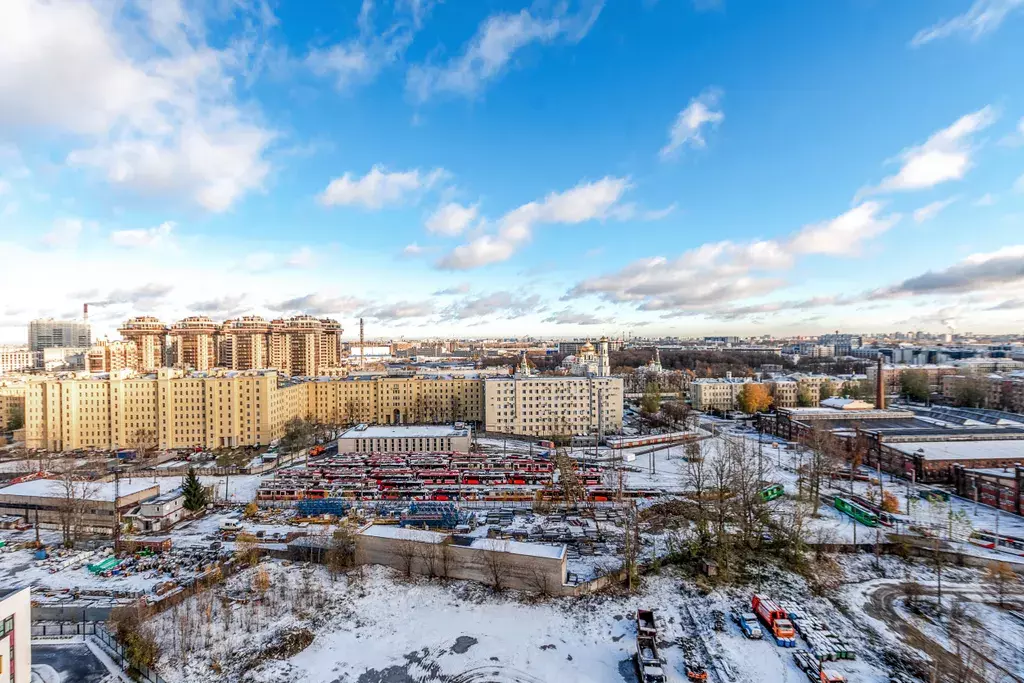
[337,424,473,453]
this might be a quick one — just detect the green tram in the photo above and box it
[759,483,785,502]
[833,496,879,527]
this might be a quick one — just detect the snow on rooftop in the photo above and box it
[340,424,470,439]
[888,439,1024,461]
[359,524,447,543]
[470,538,566,560]
[0,478,159,502]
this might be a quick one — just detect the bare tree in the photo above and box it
[482,540,512,591]
[525,566,554,597]
[435,536,454,580]
[620,504,641,593]
[128,427,158,466]
[326,526,356,580]
[395,539,418,578]
[50,460,100,547]
[983,561,1021,608]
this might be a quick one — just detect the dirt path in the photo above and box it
[864,583,1023,683]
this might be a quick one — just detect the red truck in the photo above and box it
[752,594,796,647]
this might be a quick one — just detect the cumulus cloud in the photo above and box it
[406,1,603,102]
[189,294,248,314]
[90,283,174,306]
[567,202,899,313]
[267,293,365,316]
[286,246,315,267]
[438,177,630,269]
[0,0,277,211]
[41,217,88,248]
[866,107,997,194]
[880,245,1024,296]
[426,202,479,236]
[319,165,446,209]
[401,243,429,257]
[789,201,900,255]
[543,308,610,325]
[912,197,958,223]
[911,0,1024,47]
[659,89,723,160]
[359,300,435,320]
[441,291,541,320]
[109,221,175,248]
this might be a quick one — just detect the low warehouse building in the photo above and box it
[953,465,1024,515]
[355,524,566,593]
[337,423,473,453]
[0,479,159,534]
[877,436,1024,483]
[292,523,568,594]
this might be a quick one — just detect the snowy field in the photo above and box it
[151,560,900,683]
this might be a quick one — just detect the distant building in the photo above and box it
[0,346,38,373]
[28,318,90,352]
[167,316,219,370]
[558,338,623,355]
[87,339,138,373]
[337,424,473,453]
[559,337,611,377]
[41,346,88,371]
[119,316,169,372]
[818,333,863,355]
[691,376,760,411]
[484,375,623,437]
[219,316,271,370]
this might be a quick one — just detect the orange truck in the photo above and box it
[752,594,797,647]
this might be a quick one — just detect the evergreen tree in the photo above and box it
[182,468,209,512]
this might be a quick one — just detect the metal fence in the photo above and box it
[95,624,169,683]
[31,621,98,637]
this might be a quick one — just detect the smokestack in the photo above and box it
[359,317,365,370]
[83,303,89,322]
[876,354,885,410]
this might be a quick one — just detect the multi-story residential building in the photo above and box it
[818,333,863,355]
[118,316,168,372]
[765,379,798,408]
[483,375,623,437]
[28,318,90,352]
[269,315,344,376]
[41,347,88,371]
[690,376,756,411]
[167,316,218,370]
[0,346,38,373]
[86,340,138,373]
[866,364,960,395]
[22,372,623,450]
[0,587,30,682]
[0,383,26,430]
[764,374,844,408]
[219,316,271,370]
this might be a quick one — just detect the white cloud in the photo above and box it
[437,176,630,269]
[974,193,997,206]
[868,106,997,194]
[0,0,275,212]
[402,242,428,257]
[318,165,446,209]
[286,246,315,267]
[426,202,479,236]
[359,300,436,320]
[440,291,541,320]
[406,2,603,102]
[41,218,87,248]
[911,0,1024,46]
[659,89,723,160]
[243,252,277,272]
[267,293,366,316]
[307,0,433,92]
[912,197,958,223]
[109,220,175,248]
[789,202,900,255]
[0,180,10,196]
[543,308,610,325]
[883,245,1024,295]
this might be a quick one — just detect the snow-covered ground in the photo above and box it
[152,561,897,683]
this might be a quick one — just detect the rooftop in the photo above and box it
[340,424,471,439]
[359,524,447,543]
[0,478,159,502]
[888,439,1024,462]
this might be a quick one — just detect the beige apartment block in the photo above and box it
[23,372,624,451]
[0,384,26,430]
[167,316,218,371]
[690,377,755,411]
[0,346,38,373]
[268,315,343,376]
[483,376,623,437]
[219,316,271,370]
[118,316,168,372]
[86,340,138,373]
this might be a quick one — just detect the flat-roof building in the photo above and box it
[338,424,472,453]
[0,479,159,534]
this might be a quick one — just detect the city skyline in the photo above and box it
[2,0,1024,343]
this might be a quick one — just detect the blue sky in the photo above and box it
[1,0,1023,342]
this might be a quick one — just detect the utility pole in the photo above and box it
[112,464,122,553]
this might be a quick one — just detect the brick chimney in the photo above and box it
[876,354,885,410]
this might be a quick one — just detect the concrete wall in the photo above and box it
[353,531,567,594]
